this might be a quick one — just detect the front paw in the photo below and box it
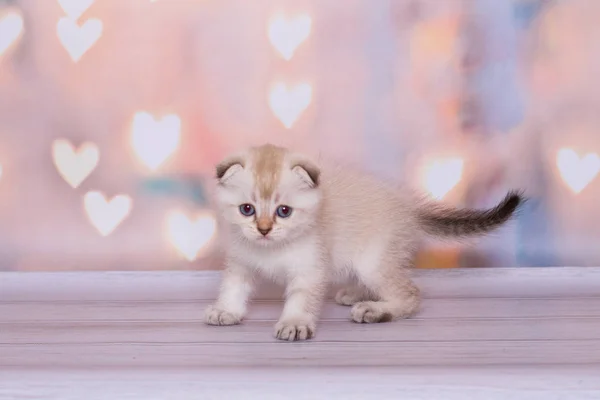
[274,318,316,341]
[204,305,242,326]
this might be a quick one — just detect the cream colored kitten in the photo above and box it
[205,144,524,341]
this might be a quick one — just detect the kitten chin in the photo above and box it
[205,143,525,341]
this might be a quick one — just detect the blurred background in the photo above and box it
[0,0,598,271]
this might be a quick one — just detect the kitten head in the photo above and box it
[214,144,322,246]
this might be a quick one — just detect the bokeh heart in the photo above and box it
[268,82,312,129]
[557,148,599,194]
[84,191,132,236]
[131,111,181,171]
[423,157,464,200]
[52,139,99,188]
[268,13,312,61]
[166,210,216,262]
[56,17,102,62]
[0,10,24,57]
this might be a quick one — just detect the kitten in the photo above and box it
[205,143,524,341]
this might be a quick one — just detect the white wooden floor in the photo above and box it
[1,268,600,399]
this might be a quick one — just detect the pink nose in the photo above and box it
[256,216,273,236]
[258,227,272,236]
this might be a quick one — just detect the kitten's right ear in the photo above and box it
[292,160,321,188]
[215,157,245,183]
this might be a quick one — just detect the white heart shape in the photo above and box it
[0,11,24,57]
[166,210,217,261]
[423,157,464,200]
[57,0,95,20]
[557,148,600,194]
[131,111,181,171]
[83,191,132,236]
[268,13,312,61]
[52,139,99,188]
[268,82,312,129]
[56,17,102,62]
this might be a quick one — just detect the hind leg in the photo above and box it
[350,254,421,323]
[334,285,376,306]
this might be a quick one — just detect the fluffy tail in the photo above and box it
[418,191,525,238]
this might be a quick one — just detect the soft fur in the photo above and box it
[205,144,524,341]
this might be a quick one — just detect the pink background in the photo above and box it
[0,0,599,270]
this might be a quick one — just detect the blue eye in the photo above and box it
[239,204,255,216]
[276,205,293,218]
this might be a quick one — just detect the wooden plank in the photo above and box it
[1,367,599,400]
[2,340,600,368]
[3,267,600,301]
[3,297,600,322]
[3,316,600,344]
[1,269,599,384]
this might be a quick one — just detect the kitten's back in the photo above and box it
[317,166,421,261]
[317,164,524,255]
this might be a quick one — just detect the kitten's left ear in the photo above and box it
[292,160,321,188]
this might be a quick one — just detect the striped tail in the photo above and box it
[418,191,525,238]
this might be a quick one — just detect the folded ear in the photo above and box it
[292,160,321,188]
[215,156,245,182]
